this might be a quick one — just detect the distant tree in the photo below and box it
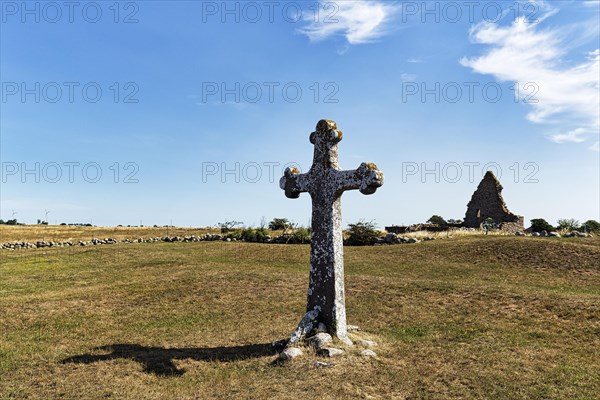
[556,218,580,231]
[268,218,291,231]
[529,218,554,233]
[427,215,447,225]
[218,220,243,233]
[581,220,600,233]
[346,220,381,246]
[0,219,4,224]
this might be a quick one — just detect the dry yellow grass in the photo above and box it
[0,225,217,243]
[1,229,599,399]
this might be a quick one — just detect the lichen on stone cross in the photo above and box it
[279,119,384,346]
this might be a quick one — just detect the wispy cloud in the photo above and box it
[460,5,599,149]
[401,73,417,82]
[590,141,600,152]
[407,58,423,64]
[548,128,589,143]
[299,0,399,45]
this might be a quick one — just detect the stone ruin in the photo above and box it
[463,171,524,233]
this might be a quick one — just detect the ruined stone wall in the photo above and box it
[464,171,524,232]
[499,217,525,234]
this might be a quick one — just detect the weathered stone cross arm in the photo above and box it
[280,167,310,199]
[281,163,383,198]
[333,163,384,195]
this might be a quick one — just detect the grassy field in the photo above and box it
[1,231,599,399]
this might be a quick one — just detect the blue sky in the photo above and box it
[1,0,599,228]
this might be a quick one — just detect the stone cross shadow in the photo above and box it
[280,119,384,345]
[62,342,281,376]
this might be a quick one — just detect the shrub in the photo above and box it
[292,227,311,244]
[346,220,381,246]
[239,227,269,242]
[226,229,243,240]
[529,218,554,233]
[240,228,256,242]
[482,217,498,234]
[255,227,269,242]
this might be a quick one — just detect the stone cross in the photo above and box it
[280,119,384,345]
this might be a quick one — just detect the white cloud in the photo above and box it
[299,0,399,45]
[590,141,600,152]
[548,128,589,143]
[407,58,423,63]
[460,8,600,149]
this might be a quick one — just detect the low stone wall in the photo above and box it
[1,234,241,250]
[1,229,593,251]
[385,224,448,234]
[525,230,594,238]
[1,231,437,251]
